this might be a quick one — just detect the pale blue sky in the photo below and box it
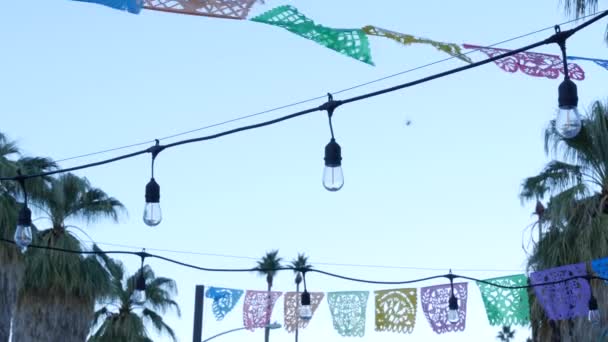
[1,0,608,341]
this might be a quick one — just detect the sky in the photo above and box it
[1,0,608,341]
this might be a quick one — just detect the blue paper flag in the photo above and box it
[568,56,608,71]
[205,287,244,321]
[72,0,142,14]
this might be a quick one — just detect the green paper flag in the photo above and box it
[251,5,373,65]
[477,274,530,326]
[362,25,472,63]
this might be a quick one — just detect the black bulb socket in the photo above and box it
[589,296,599,311]
[145,178,160,203]
[301,291,311,306]
[324,139,342,167]
[558,78,579,109]
[17,206,32,226]
[135,272,146,291]
[448,294,459,311]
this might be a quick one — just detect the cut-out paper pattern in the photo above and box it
[73,0,142,13]
[529,263,590,320]
[243,290,282,330]
[205,287,244,321]
[374,288,417,334]
[463,44,585,80]
[420,282,468,334]
[251,5,373,65]
[363,26,472,63]
[568,56,608,71]
[143,0,258,19]
[283,291,325,333]
[327,291,369,337]
[477,275,530,326]
[591,257,608,284]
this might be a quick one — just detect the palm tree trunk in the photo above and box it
[265,281,271,342]
[12,292,94,342]
[0,259,23,342]
[295,282,300,342]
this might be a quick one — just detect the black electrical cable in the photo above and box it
[2,237,607,290]
[3,9,607,182]
[53,10,606,165]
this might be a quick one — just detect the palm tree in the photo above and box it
[0,132,56,342]
[496,325,516,342]
[11,173,125,342]
[561,0,606,43]
[520,100,608,340]
[256,250,283,342]
[291,253,312,342]
[89,255,180,342]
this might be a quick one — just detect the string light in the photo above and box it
[446,271,460,323]
[133,251,147,303]
[143,141,164,227]
[322,94,344,192]
[554,25,582,139]
[299,272,313,320]
[14,171,33,253]
[1,236,608,293]
[0,10,606,225]
[587,277,600,324]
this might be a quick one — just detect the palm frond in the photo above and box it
[142,308,178,342]
[255,250,283,278]
[520,161,585,202]
[561,0,599,17]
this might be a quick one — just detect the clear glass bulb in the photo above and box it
[299,304,313,320]
[143,202,162,226]
[589,309,600,324]
[132,289,146,303]
[447,308,459,323]
[323,166,344,191]
[14,224,32,253]
[556,106,582,139]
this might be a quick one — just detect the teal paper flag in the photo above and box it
[477,274,530,326]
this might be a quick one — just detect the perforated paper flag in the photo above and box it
[463,44,585,80]
[568,56,608,71]
[530,263,590,320]
[283,292,324,333]
[421,282,468,334]
[374,288,417,334]
[251,5,373,65]
[73,0,142,13]
[477,275,530,326]
[363,26,471,63]
[205,287,244,321]
[327,291,369,337]
[142,0,257,19]
[243,290,282,330]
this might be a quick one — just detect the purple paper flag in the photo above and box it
[420,282,468,334]
[529,263,590,320]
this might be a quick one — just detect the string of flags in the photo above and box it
[201,257,608,337]
[69,0,608,73]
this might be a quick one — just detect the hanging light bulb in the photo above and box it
[143,178,162,226]
[556,78,582,139]
[131,266,147,303]
[589,295,600,324]
[14,206,32,253]
[299,290,313,320]
[448,294,459,323]
[554,28,582,139]
[323,138,343,191]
